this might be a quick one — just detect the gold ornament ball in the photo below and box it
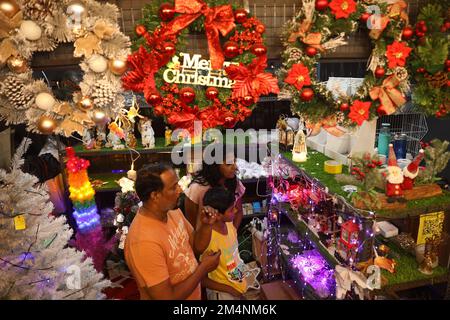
[37,116,56,135]
[78,96,94,111]
[88,54,108,73]
[108,59,128,75]
[20,20,43,41]
[35,92,56,111]
[6,55,28,73]
[0,0,20,18]
[92,109,106,124]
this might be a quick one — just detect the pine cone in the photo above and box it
[424,71,448,88]
[0,76,34,110]
[92,80,115,108]
[23,0,57,21]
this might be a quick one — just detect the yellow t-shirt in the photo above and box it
[202,222,247,294]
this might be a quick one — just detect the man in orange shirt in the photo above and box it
[125,163,220,300]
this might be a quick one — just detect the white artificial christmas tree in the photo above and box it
[0,139,111,299]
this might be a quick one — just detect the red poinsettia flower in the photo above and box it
[386,41,412,69]
[329,0,357,19]
[225,56,280,100]
[284,63,312,91]
[348,100,372,126]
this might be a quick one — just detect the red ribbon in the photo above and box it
[163,0,235,69]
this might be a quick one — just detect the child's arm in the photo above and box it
[201,277,243,298]
[193,206,218,256]
[233,197,244,230]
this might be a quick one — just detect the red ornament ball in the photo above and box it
[224,116,237,128]
[153,105,164,115]
[377,105,387,116]
[401,26,414,40]
[135,24,147,36]
[250,43,267,56]
[223,41,239,59]
[241,107,252,117]
[315,0,328,11]
[255,24,266,34]
[436,111,442,118]
[415,30,425,38]
[147,92,161,105]
[360,12,371,24]
[242,95,254,106]
[416,67,426,73]
[375,67,385,78]
[445,21,450,30]
[305,46,318,57]
[300,88,314,101]
[163,42,176,56]
[179,87,196,104]
[205,87,219,100]
[445,60,450,68]
[234,9,248,24]
[159,3,175,21]
[340,103,349,111]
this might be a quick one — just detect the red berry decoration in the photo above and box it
[242,95,254,106]
[234,9,248,24]
[300,88,314,101]
[445,21,450,29]
[241,107,252,117]
[223,41,239,59]
[205,87,219,100]
[340,103,349,111]
[375,66,385,78]
[401,26,414,40]
[179,87,196,104]
[305,46,318,57]
[163,42,176,56]
[445,60,450,68]
[360,12,370,24]
[436,111,442,118]
[159,3,175,21]
[147,92,161,105]
[255,24,265,34]
[135,24,147,36]
[447,80,450,87]
[315,0,328,11]
[415,31,425,38]
[417,67,426,73]
[250,43,267,56]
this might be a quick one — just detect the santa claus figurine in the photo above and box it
[386,144,407,203]
[402,149,425,190]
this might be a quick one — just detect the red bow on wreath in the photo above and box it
[225,56,280,99]
[162,0,235,69]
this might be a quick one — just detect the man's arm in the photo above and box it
[184,197,199,230]
[193,206,218,257]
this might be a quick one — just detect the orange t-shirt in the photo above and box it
[124,209,201,300]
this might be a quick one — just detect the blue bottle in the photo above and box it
[394,133,407,159]
[378,123,391,157]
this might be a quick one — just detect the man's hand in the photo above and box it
[200,250,221,273]
[200,206,219,226]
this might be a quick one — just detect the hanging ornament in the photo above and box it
[255,24,265,34]
[224,116,237,128]
[163,42,176,56]
[401,26,414,40]
[250,44,267,56]
[306,46,318,57]
[6,55,28,73]
[205,87,219,100]
[20,21,42,41]
[445,60,450,68]
[315,0,329,11]
[242,95,254,106]
[340,103,349,111]
[37,115,56,134]
[159,2,175,21]
[78,96,94,111]
[360,12,370,24]
[234,9,248,24]
[88,54,108,73]
[179,87,195,104]
[223,41,239,59]
[300,88,314,101]
[0,0,20,18]
[377,105,387,116]
[135,24,147,36]
[92,109,106,124]
[108,59,128,75]
[67,0,86,15]
[417,67,426,73]
[375,67,385,78]
[35,92,55,111]
[147,92,161,105]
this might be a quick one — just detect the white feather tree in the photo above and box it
[0,139,111,299]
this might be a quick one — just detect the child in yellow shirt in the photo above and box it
[195,187,247,300]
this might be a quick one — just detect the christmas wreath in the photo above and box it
[121,0,279,132]
[280,0,412,127]
[407,3,449,118]
[0,0,130,136]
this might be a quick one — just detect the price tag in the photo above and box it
[14,214,26,230]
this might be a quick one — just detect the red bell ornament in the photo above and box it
[159,3,175,21]
[250,43,267,56]
[223,41,239,59]
[179,87,196,104]
[205,87,219,100]
[300,88,314,101]
[234,9,248,24]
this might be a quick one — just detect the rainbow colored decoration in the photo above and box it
[65,147,100,232]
